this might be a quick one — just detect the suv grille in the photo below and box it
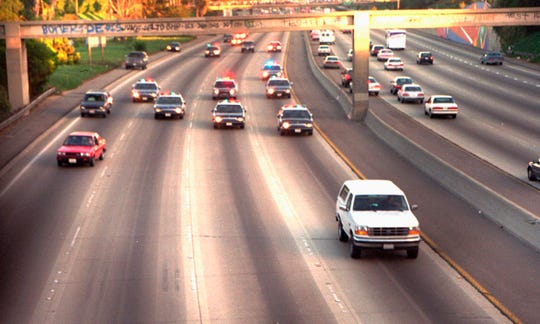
[368,227,409,236]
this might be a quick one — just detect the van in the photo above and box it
[319,30,335,45]
[335,179,421,259]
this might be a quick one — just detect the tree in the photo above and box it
[0,0,25,20]
[25,39,57,98]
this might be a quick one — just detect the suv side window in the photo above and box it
[345,194,353,211]
[339,185,349,202]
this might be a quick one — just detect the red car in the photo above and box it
[57,131,107,167]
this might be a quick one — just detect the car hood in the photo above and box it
[58,145,94,153]
[351,211,419,228]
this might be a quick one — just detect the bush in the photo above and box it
[134,40,147,52]
[0,85,10,119]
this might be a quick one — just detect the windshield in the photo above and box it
[269,80,290,87]
[157,97,182,104]
[282,110,311,119]
[215,81,235,88]
[64,135,94,146]
[353,195,408,211]
[433,97,455,104]
[264,65,281,71]
[216,104,243,113]
[134,83,158,90]
[406,86,422,92]
[84,94,105,101]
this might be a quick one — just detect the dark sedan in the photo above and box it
[528,158,540,181]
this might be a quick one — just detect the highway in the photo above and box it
[0,31,538,323]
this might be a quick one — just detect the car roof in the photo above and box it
[69,131,98,137]
[343,179,405,196]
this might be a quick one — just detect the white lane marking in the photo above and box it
[70,226,81,248]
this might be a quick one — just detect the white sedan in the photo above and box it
[397,84,424,103]
[323,55,341,69]
[384,57,404,71]
[377,48,394,61]
[317,45,332,56]
[424,95,459,118]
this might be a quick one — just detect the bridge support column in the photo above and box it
[350,12,370,121]
[5,22,29,111]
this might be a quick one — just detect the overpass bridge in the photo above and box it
[1,8,539,120]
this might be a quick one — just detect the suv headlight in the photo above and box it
[354,226,369,236]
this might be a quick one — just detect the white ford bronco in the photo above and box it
[336,179,421,259]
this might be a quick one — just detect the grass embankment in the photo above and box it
[48,36,195,92]
[511,32,540,63]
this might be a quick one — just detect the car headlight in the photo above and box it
[215,116,223,123]
[151,93,157,97]
[81,152,91,157]
[305,123,313,128]
[267,88,275,94]
[213,89,219,95]
[282,121,290,129]
[285,89,290,93]
[174,108,182,113]
[236,117,244,122]
[154,108,162,113]
[132,92,140,98]
[229,89,236,95]
[57,151,66,156]
[80,106,86,110]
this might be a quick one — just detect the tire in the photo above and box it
[308,131,313,136]
[338,220,348,242]
[407,248,419,259]
[81,113,85,117]
[419,99,424,104]
[350,240,361,259]
[89,158,95,167]
[452,114,457,119]
[528,167,537,181]
[99,151,105,160]
[57,160,63,167]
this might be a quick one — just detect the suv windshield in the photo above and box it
[353,195,408,211]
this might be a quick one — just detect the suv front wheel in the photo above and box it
[338,220,348,242]
[350,240,361,259]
